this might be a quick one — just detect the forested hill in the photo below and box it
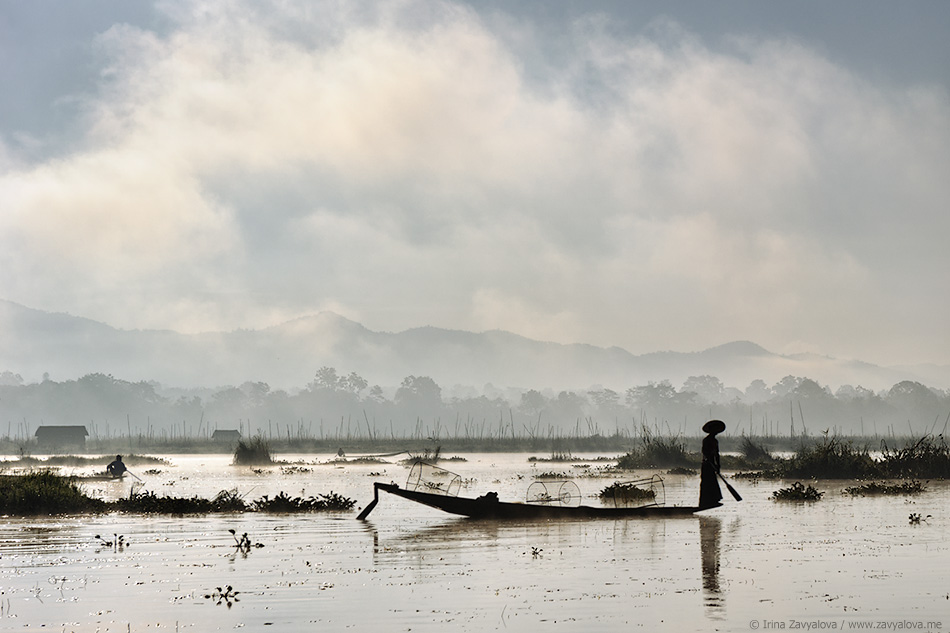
[1,299,946,393]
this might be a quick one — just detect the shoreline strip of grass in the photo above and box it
[0,471,356,516]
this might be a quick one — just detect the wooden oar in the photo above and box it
[126,470,143,482]
[356,484,380,520]
[717,471,742,502]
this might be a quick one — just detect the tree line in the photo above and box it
[1,368,948,442]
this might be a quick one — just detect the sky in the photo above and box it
[1,0,949,368]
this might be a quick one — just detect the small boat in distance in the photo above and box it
[71,473,126,482]
[357,463,714,520]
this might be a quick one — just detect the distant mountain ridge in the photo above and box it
[1,300,946,392]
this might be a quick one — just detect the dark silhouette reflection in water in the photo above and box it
[700,516,724,618]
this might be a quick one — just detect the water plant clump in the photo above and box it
[205,585,240,608]
[114,490,223,514]
[0,470,106,515]
[233,436,274,465]
[251,491,356,512]
[0,472,356,516]
[879,435,950,479]
[843,480,926,496]
[8,454,168,468]
[667,467,697,476]
[616,426,693,469]
[739,436,775,466]
[598,481,656,502]
[780,435,879,479]
[771,481,824,502]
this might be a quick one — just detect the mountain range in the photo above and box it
[1,300,946,392]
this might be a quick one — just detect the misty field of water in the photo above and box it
[3,445,949,633]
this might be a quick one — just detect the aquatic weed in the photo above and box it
[232,436,273,465]
[250,491,356,512]
[0,470,105,515]
[780,436,879,479]
[843,481,926,496]
[616,426,693,469]
[771,482,824,502]
[205,585,240,608]
[880,435,950,479]
[739,436,775,465]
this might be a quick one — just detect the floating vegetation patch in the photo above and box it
[534,471,571,480]
[732,435,950,481]
[212,489,249,512]
[250,491,356,512]
[771,482,824,502]
[879,436,950,479]
[205,585,240,608]
[598,481,656,502]
[280,466,313,474]
[114,490,224,514]
[0,470,106,515]
[233,436,274,465]
[0,472,355,516]
[843,480,926,496]
[228,529,263,552]
[739,436,775,465]
[779,436,879,479]
[329,456,388,464]
[9,454,168,467]
[95,534,127,550]
[667,467,697,476]
[616,426,693,469]
[733,471,763,482]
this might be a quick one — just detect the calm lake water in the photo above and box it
[1,453,948,632]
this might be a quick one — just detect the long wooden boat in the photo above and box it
[70,473,126,482]
[357,481,712,520]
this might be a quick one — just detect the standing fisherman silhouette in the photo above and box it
[106,455,127,479]
[699,420,726,509]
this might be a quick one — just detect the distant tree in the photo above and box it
[835,385,880,401]
[366,385,387,404]
[588,388,619,408]
[682,375,726,404]
[395,376,442,408]
[551,391,586,421]
[518,389,547,417]
[311,366,341,391]
[744,379,771,403]
[771,376,803,399]
[0,371,23,386]
[886,381,941,414]
[240,382,271,407]
[626,381,692,408]
[790,378,832,401]
[341,372,368,395]
[212,387,247,408]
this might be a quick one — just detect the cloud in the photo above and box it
[0,0,947,366]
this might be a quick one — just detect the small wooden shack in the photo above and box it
[212,429,242,444]
[34,425,88,451]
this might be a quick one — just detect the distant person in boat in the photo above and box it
[106,455,127,478]
[699,420,725,509]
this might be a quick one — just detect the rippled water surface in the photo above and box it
[2,453,948,632]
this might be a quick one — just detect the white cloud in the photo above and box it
[0,0,947,366]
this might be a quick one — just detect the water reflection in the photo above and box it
[699,515,724,618]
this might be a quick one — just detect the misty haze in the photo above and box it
[2,1,949,632]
